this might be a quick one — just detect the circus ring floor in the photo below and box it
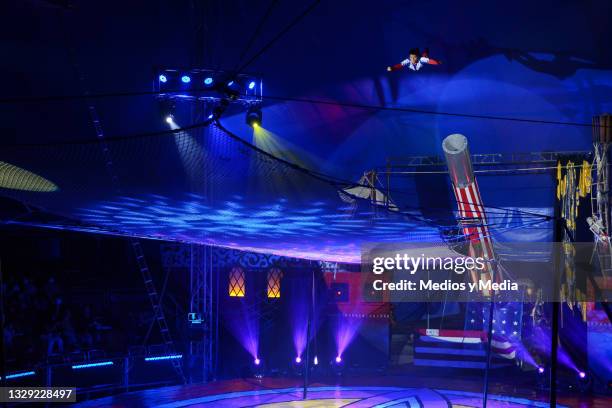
[73,377,610,407]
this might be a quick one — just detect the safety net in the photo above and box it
[0,119,459,263]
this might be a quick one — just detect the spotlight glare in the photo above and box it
[254,358,260,366]
[335,356,342,364]
[538,366,545,374]
[295,356,302,364]
[246,105,262,128]
[165,115,174,124]
[207,114,214,119]
[204,77,213,85]
[248,81,256,90]
[159,74,167,83]
[227,81,234,86]
[578,371,586,379]
[181,75,191,83]
[313,356,318,366]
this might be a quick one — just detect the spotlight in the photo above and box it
[246,105,262,128]
[227,81,234,86]
[160,99,176,124]
[181,75,191,83]
[292,355,304,377]
[577,370,591,393]
[313,356,318,366]
[248,81,256,90]
[159,74,167,83]
[332,355,345,376]
[252,357,264,379]
[207,114,214,119]
[204,77,214,86]
[537,366,545,374]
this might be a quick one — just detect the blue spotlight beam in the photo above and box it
[72,361,114,369]
[144,354,183,362]
[2,371,36,380]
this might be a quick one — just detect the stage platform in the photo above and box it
[74,377,610,407]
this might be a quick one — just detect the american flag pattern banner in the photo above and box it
[414,329,514,368]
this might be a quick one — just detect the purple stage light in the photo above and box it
[290,281,321,361]
[223,300,260,360]
[538,366,545,374]
[295,356,302,364]
[578,371,586,379]
[254,358,260,366]
[530,326,580,372]
[334,313,362,359]
[290,285,308,359]
[292,317,308,361]
[335,356,342,363]
[505,337,538,369]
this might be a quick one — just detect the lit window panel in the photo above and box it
[267,268,282,298]
[229,267,245,297]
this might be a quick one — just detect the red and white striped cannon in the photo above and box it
[442,134,501,291]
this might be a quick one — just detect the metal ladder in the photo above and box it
[132,240,185,382]
[87,108,185,382]
[62,12,185,382]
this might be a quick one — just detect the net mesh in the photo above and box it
[0,121,443,262]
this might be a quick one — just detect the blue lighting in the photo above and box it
[204,77,213,85]
[159,74,167,83]
[3,371,35,380]
[248,81,256,90]
[207,114,214,119]
[227,81,234,86]
[181,75,191,83]
[72,361,114,369]
[76,193,443,263]
[145,354,183,361]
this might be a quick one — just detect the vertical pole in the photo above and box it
[550,216,563,407]
[303,269,314,400]
[123,356,129,392]
[214,256,219,380]
[189,244,194,384]
[0,258,7,408]
[203,246,210,383]
[482,294,495,408]
[45,366,51,387]
[386,159,391,209]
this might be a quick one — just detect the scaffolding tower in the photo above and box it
[589,114,612,308]
[189,244,215,382]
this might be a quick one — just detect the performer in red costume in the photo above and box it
[387,48,442,72]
